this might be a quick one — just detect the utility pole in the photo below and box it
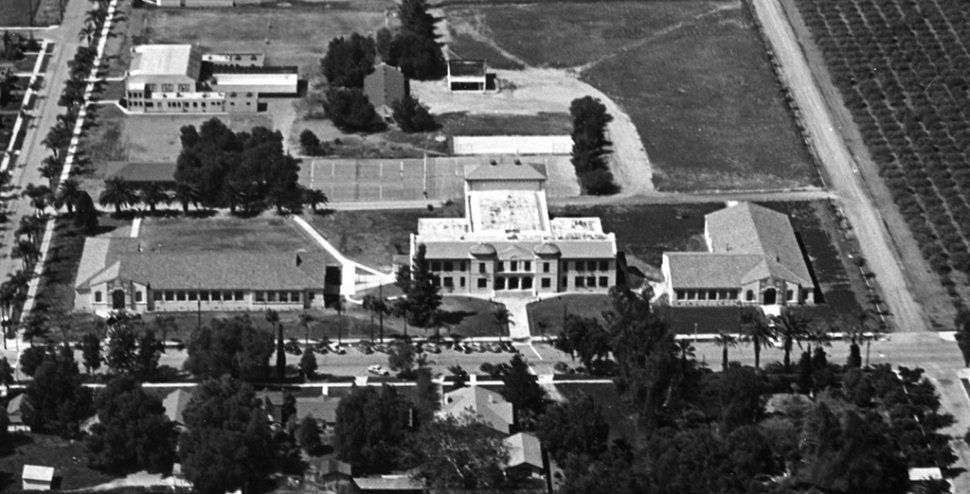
[379,284,384,343]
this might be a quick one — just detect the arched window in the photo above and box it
[95,291,102,303]
[745,290,754,301]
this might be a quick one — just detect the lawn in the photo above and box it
[304,203,465,272]
[527,294,612,336]
[447,0,817,191]
[554,382,638,443]
[138,215,318,254]
[446,32,524,71]
[438,112,572,137]
[0,432,118,492]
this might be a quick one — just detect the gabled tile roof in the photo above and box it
[162,389,193,424]
[505,432,543,470]
[440,387,513,434]
[664,253,765,288]
[704,203,812,286]
[448,59,487,77]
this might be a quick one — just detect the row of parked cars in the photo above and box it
[283,339,518,356]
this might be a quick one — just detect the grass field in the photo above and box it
[446,0,817,191]
[438,112,572,136]
[138,215,318,254]
[527,294,612,335]
[0,0,60,27]
[304,203,465,271]
[0,432,118,492]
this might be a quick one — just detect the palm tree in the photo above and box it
[298,312,315,347]
[15,215,43,245]
[39,156,60,189]
[740,307,774,369]
[267,309,284,380]
[42,123,72,158]
[334,298,345,344]
[57,178,82,215]
[303,188,329,213]
[773,308,812,373]
[491,306,512,336]
[99,176,136,213]
[78,24,97,45]
[139,183,171,213]
[714,332,738,371]
[22,183,52,215]
[674,339,695,373]
[12,238,40,271]
[174,182,201,214]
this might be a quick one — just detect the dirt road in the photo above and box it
[749,0,927,332]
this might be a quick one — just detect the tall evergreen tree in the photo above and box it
[394,244,441,327]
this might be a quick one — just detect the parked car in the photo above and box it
[373,344,390,354]
[452,342,465,353]
[311,342,329,354]
[421,343,441,354]
[367,364,390,376]
[328,343,347,355]
[485,343,502,353]
[356,342,374,355]
[284,342,303,356]
[465,342,484,353]
[499,341,517,353]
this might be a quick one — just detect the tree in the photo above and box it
[21,314,49,344]
[184,316,275,381]
[299,349,317,380]
[139,183,170,213]
[87,376,177,474]
[334,385,412,475]
[773,308,812,372]
[0,356,13,391]
[536,394,609,464]
[321,33,376,88]
[556,314,610,371]
[414,367,439,427]
[20,345,48,377]
[569,96,618,195]
[172,182,201,213]
[136,329,163,380]
[74,190,99,233]
[99,176,137,213]
[406,415,509,490]
[179,376,279,494]
[387,340,417,378]
[299,129,323,156]
[391,0,446,80]
[324,87,379,131]
[501,353,546,428]
[282,391,297,426]
[303,188,329,213]
[394,244,441,327]
[296,415,323,453]
[740,307,774,369]
[362,294,388,341]
[391,94,436,133]
[81,332,101,374]
[376,27,394,63]
[264,310,285,380]
[57,178,82,215]
[955,309,970,367]
[714,331,738,371]
[23,344,93,438]
[709,362,768,432]
[106,324,138,374]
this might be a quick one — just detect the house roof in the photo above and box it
[317,459,352,477]
[22,465,55,483]
[106,162,177,183]
[162,389,193,424]
[129,44,201,78]
[7,393,25,423]
[505,433,543,470]
[465,162,546,182]
[440,387,513,434]
[663,253,765,288]
[448,59,486,77]
[77,251,326,290]
[295,396,340,424]
[354,476,425,491]
[364,63,407,110]
[705,203,812,286]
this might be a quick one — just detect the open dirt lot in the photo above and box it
[443,0,817,192]
[138,215,320,254]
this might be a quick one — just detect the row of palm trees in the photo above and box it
[97,176,330,216]
[685,308,881,373]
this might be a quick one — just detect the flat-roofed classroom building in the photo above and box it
[410,160,617,296]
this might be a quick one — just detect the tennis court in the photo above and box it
[302,155,579,203]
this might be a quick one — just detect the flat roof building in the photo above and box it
[447,59,487,92]
[411,159,617,297]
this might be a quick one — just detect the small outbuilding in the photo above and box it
[22,465,55,491]
[504,432,544,480]
[7,393,30,432]
[447,59,487,92]
[365,63,408,119]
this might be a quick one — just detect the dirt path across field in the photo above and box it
[430,9,656,194]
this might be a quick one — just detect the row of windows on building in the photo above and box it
[431,260,611,274]
[142,83,194,93]
[92,290,309,304]
[673,288,799,301]
[434,275,610,290]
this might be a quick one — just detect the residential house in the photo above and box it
[6,393,29,432]
[307,459,353,493]
[162,389,193,428]
[22,465,54,491]
[411,160,617,297]
[661,202,816,307]
[504,432,544,481]
[364,63,408,119]
[295,396,340,427]
[446,59,487,91]
[74,237,339,314]
[439,386,514,434]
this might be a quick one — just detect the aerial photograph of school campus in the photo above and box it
[0,0,970,492]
